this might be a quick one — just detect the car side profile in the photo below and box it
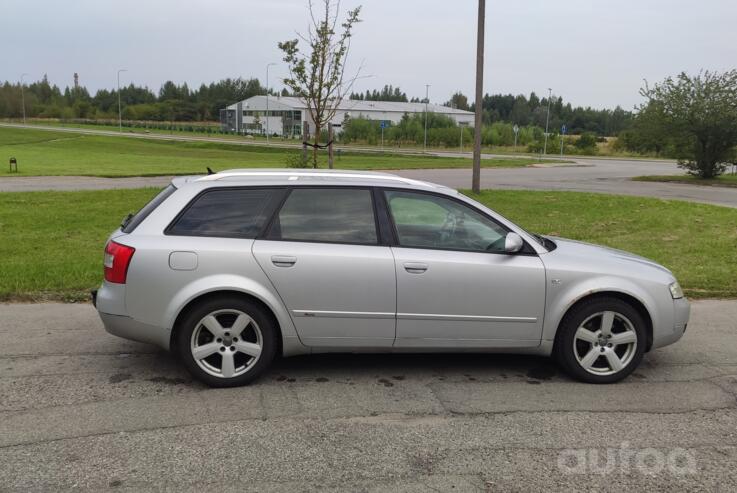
[93,169,690,387]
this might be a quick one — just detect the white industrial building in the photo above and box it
[220,95,474,137]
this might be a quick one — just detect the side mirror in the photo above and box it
[504,232,524,253]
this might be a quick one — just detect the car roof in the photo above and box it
[171,169,454,194]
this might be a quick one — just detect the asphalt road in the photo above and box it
[2,158,737,208]
[1,301,736,491]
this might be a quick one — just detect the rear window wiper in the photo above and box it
[121,213,134,229]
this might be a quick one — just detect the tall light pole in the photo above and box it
[543,87,552,156]
[265,63,276,144]
[117,69,127,133]
[471,0,485,193]
[423,84,430,153]
[20,73,29,125]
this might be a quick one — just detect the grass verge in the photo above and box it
[633,174,737,188]
[0,126,557,176]
[1,188,735,301]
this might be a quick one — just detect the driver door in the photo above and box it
[384,190,546,348]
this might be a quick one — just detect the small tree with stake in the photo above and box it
[279,0,362,168]
[640,70,737,179]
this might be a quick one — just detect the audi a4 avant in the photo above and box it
[94,169,689,387]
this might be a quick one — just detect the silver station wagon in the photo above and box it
[94,169,690,387]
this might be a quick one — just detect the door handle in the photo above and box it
[403,262,428,274]
[271,255,297,267]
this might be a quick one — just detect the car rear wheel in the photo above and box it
[555,297,645,383]
[176,296,277,387]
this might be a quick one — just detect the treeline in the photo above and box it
[0,75,274,122]
[349,85,409,102]
[339,113,601,154]
[471,92,633,136]
[353,87,635,136]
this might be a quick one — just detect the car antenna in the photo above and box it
[206,167,215,175]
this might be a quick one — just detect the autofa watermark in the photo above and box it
[557,442,696,475]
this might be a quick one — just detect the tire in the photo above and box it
[554,297,646,384]
[176,296,277,387]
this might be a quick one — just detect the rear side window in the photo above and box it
[168,188,284,238]
[268,188,378,244]
[122,184,176,233]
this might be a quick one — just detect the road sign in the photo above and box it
[561,124,567,135]
[513,124,519,134]
[380,120,388,129]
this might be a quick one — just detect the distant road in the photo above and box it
[4,122,737,208]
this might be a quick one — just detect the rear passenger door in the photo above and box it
[252,187,397,347]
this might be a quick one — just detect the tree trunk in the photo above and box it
[313,123,320,168]
[302,121,310,167]
[328,124,334,169]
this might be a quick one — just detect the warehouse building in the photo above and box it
[220,95,474,137]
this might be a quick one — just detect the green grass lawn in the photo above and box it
[0,126,548,177]
[633,174,737,188]
[1,188,734,301]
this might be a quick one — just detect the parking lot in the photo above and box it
[1,300,736,491]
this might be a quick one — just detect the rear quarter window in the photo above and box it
[122,184,177,233]
[166,188,285,238]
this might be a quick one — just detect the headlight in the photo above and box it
[669,281,684,299]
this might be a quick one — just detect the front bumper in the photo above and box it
[652,297,691,349]
[99,311,171,351]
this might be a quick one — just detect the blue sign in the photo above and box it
[380,120,388,129]
[561,124,567,135]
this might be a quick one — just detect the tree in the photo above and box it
[640,70,737,178]
[444,91,469,111]
[278,0,362,168]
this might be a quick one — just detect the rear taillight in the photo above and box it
[104,240,135,284]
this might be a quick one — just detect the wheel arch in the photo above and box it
[552,290,654,353]
[170,290,285,356]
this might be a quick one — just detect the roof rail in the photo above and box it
[195,169,437,188]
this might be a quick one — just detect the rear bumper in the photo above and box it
[98,311,171,351]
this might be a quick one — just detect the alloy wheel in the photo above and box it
[572,310,638,376]
[190,309,263,379]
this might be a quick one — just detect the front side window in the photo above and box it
[385,190,509,252]
[269,188,377,244]
[168,188,283,238]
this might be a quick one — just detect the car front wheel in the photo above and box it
[555,297,646,383]
[176,296,277,387]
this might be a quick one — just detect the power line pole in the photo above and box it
[117,69,127,133]
[543,87,552,156]
[265,62,276,144]
[423,84,430,153]
[20,73,29,125]
[472,0,485,193]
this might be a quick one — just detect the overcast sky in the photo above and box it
[2,0,736,109]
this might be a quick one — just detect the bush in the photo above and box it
[575,132,598,154]
[285,151,310,168]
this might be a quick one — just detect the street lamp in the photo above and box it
[471,0,485,193]
[117,69,128,133]
[423,84,430,153]
[265,62,276,144]
[20,73,29,125]
[543,87,552,156]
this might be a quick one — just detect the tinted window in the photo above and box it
[271,188,377,244]
[122,184,176,233]
[385,190,509,252]
[168,188,282,237]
